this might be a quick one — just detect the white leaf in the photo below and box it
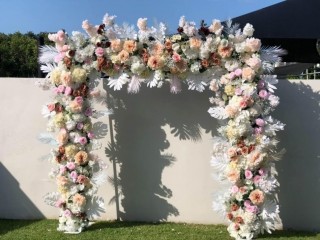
[43,192,60,207]
[127,75,143,94]
[39,45,58,64]
[108,74,129,91]
[208,106,228,119]
[38,133,57,146]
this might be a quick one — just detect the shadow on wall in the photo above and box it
[274,80,320,231]
[104,81,217,222]
[0,163,44,221]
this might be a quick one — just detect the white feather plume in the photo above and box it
[39,45,58,64]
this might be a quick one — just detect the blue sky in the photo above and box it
[0,0,283,34]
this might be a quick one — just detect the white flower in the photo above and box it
[225,60,240,72]
[179,16,186,27]
[137,18,148,31]
[243,23,255,37]
[131,61,146,75]
[209,19,223,35]
[103,13,117,26]
[268,94,280,107]
[190,62,201,73]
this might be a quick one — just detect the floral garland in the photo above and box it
[39,13,285,239]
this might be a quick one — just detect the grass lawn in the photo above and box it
[0,219,319,240]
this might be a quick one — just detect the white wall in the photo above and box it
[0,78,319,231]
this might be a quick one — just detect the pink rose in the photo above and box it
[87,132,95,139]
[255,127,263,135]
[47,103,56,112]
[244,200,258,213]
[235,88,243,96]
[259,90,269,99]
[55,199,65,208]
[70,171,78,181]
[227,147,237,158]
[75,96,83,104]
[231,185,239,193]
[64,209,72,217]
[258,168,265,176]
[64,86,72,96]
[239,99,248,109]
[66,162,76,171]
[255,118,265,127]
[95,47,104,57]
[245,170,253,179]
[85,108,93,116]
[253,175,261,184]
[59,166,67,174]
[234,68,242,77]
[77,123,84,130]
[78,137,87,145]
[57,85,65,93]
[229,72,236,80]
[172,52,181,63]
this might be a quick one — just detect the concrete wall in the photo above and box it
[0,78,319,231]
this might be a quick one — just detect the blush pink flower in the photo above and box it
[95,47,104,57]
[59,166,67,174]
[70,171,78,181]
[55,199,65,208]
[255,127,263,135]
[242,67,255,81]
[47,103,56,112]
[78,137,87,145]
[244,200,258,213]
[87,132,95,139]
[231,185,239,193]
[66,162,76,171]
[253,175,261,184]
[255,118,265,127]
[64,86,72,96]
[259,90,269,99]
[77,123,84,130]
[57,85,65,93]
[245,170,253,179]
[172,52,181,62]
[75,96,83,104]
[64,209,72,217]
[234,68,242,77]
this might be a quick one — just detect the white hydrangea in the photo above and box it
[131,61,146,75]
[190,62,201,73]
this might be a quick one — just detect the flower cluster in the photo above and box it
[39,13,284,238]
[41,30,108,233]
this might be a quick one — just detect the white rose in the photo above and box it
[243,23,255,37]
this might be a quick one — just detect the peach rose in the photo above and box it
[248,151,265,168]
[56,175,69,186]
[147,55,164,70]
[227,147,238,158]
[246,38,261,52]
[69,100,82,113]
[209,19,222,34]
[227,168,240,183]
[74,151,88,165]
[110,39,123,52]
[189,37,202,49]
[225,105,238,118]
[57,128,68,145]
[123,40,137,54]
[73,193,86,206]
[77,175,90,186]
[249,189,265,205]
[117,50,130,63]
[60,70,72,86]
[218,45,233,58]
[151,43,164,56]
[246,57,261,71]
[242,67,255,82]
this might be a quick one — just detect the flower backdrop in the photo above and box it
[38,13,285,239]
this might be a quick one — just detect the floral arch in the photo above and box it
[38,13,285,240]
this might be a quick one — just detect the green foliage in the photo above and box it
[0,220,319,240]
[0,31,53,77]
